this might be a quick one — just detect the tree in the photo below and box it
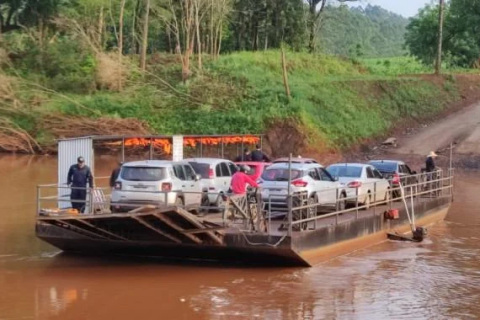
[139,0,150,71]
[405,0,480,68]
[306,0,358,53]
[0,0,62,34]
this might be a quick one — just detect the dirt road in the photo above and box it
[393,102,480,156]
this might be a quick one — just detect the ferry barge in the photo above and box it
[35,135,453,267]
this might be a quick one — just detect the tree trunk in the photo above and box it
[308,8,316,53]
[281,48,291,99]
[217,20,223,58]
[435,0,445,75]
[118,0,126,91]
[98,6,104,49]
[140,0,150,71]
[194,0,202,71]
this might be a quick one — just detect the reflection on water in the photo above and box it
[1,155,480,319]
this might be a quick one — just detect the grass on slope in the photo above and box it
[25,51,462,152]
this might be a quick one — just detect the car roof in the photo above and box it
[273,157,319,164]
[183,158,232,164]
[122,160,176,167]
[266,162,323,170]
[369,160,404,164]
[328,163,371,168]
[235,161,271,166]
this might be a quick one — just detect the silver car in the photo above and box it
[110,160,202,212]
[326,163,391,209]
[259,162,347,215]
[184,158,238,207]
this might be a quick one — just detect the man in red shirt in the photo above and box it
[230,165,259,195]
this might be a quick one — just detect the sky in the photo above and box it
[352,0,432,18]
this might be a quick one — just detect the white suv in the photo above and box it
[185,158,238,207]
[259,162,347,215]
[110,160,202,212]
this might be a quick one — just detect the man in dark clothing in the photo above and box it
[235,148,251,162]
[109,161,123,188]
[250,145,270,162]
[426,151,437,172]
[67,156,94,213]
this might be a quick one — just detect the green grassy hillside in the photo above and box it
[1,51,477,155]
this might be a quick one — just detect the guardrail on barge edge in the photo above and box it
[35,169,453,236]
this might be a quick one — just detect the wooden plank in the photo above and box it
[229,197,249,219]
[174,208,224,245]
[77,219,128,241]
[51,219,109,240]
[132,216,182,244]
[128,205,156,214]
[153,213,203,244]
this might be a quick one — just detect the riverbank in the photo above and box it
[2,52,480,157]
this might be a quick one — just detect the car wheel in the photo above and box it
[337,193,346,212]
[175,197,184,208]
[363,194,371,210]
[384,188,391,203]
[215,194,224,207]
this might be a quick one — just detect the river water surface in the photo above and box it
[1,155,480,320]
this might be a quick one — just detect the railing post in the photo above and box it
[36,186,40,216]
[268,197,272,235]
[335,188,339,225]
[373,182,377,216]
[287,194,293,237]
[355,187,359,219]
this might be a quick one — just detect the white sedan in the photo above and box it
[326,163,391,209]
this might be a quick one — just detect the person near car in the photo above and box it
[250,145,270,162]
[230,165,259,195]
[109,161,123,188]
[67,156,94,213]
[426,151,438,192]
[235,148,252,162]
[426,151,437,173]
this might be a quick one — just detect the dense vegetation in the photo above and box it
[319,5,408,58]
[406,0,480,68]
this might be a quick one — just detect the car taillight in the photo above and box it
[292,179,308,187]
[114,181,122,190]
[208,168,214,178]
[347,181,362,188]
[392,173,400,184]
[161,183,172,192]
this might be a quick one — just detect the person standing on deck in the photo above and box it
[426,151,438,192]
[67,156,94,213]
[230,165,259,195]
[109,161,123,188]
[250,145,270,162]
[235,148,251,162]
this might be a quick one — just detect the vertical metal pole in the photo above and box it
[268,197,272,235]
[260,135,263,149]
[287,153,293,236]
[373,182,377,216]
[121,137,125,162]
[36,186,40,216]
[200,138,203,157]
[355,187,359,219]
[221,139,224,159]
[149,138,153,160]
[335,188,339,225]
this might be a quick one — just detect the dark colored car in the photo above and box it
[368,160,418,197]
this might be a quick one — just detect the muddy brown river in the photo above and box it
[1,155,480,319]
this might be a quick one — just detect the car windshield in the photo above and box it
[370,162,397,173]
[188,162,210,179]
[327,165,362,178]
[261,168,303,181]
[121,167,167,181]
